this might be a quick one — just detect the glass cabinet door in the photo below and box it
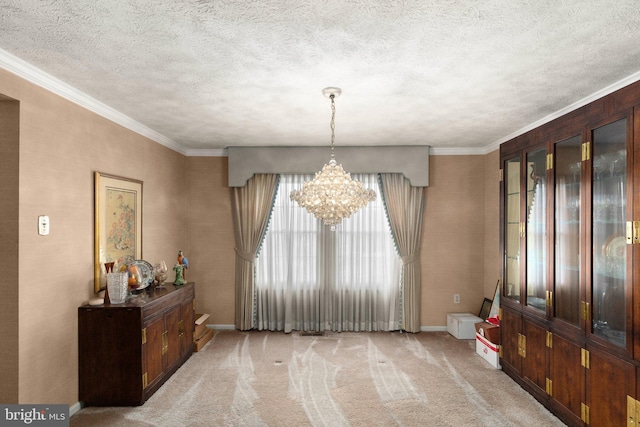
[526,148,547,312]
[554,136,582,326]
[591,118,627,348]
[504,157,521,302]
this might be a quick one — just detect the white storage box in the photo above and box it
[476,332,501,369]
[447,313,482,339]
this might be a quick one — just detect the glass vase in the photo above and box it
[106,272,128,304]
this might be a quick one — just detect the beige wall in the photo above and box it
[0,68,187,405]
[421,155,496,326]
[184,157,235,324]
[484,150,500,298]
[185,154,501,329]
[0,67,500,406]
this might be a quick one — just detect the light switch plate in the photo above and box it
[38,215,49,235]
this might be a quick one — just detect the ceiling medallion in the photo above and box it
[290,87,376,231]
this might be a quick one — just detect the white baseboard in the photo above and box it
[70,401,82,416]
[420,326,447,332]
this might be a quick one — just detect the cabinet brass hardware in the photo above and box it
[545,290,549,306]
[582,142,591,161]
[627,396,634,426]
[498,308,502,319]
[178,320,184,339]
[632,221,640,245]
[520,222,526,238]
[581,402,590,424]
[518,333,526,358]
[546,291,553,308]
[546,331,553,348]
[499,168,504,182]
[142,372,147,389]
[499,345,503,358]
[625,220,640,245]
[581,348,590,369]
[142,328,146,345]
[162,331,168,355]
[546,153,553,170]
[545,378,553,396]
[581,301,591,322]
[631,396,640,427]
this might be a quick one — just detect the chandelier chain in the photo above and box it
[330,94,336,160]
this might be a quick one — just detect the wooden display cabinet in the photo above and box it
[79,282,195,406]
[499,80,640,426]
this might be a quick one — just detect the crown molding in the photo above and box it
[488,70,640,149]
[428,146,491,156]
[190,146,488,157]
[0,48,187,155]
[185,148,228,157]
[192,146,494,157]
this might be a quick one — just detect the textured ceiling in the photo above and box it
[1,0,640,155]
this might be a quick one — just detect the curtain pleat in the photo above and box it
[379,173,426,333]
[230,174,279,330]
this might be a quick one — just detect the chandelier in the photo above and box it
[290,87,376,231]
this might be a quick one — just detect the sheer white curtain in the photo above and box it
[255,174,401,333]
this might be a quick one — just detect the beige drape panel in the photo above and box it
[231,174,279,330]
[379,173,425,333]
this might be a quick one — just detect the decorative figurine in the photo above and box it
[177,250,189,280]
[173,263,186,286]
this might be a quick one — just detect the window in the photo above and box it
[255,174,401,332]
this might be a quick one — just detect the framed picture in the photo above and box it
[478,298,493,320]
[94,172,143,292]
[488,278,501,319]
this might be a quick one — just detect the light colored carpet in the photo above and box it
[71,330,565,427]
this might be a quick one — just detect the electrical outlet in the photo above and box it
[454,294,460,304]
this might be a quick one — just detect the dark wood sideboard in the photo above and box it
[79,282,195,406]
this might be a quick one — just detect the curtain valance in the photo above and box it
[228,145,430,187]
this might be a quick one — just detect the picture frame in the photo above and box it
[488,278,501,319]
[94,172,143,293]
[478,297,493,320]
